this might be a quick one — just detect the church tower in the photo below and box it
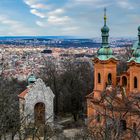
[128,25,140,93]
[93,9,118,98]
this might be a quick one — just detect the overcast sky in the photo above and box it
[0,0,139,37]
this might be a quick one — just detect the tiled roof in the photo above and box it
[18,88,29,99]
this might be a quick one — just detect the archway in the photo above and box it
[122,76,127,87]
[34,102,45,125]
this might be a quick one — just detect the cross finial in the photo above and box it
[104,8,107,25]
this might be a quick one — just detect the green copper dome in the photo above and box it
[132,41,138,50]
[133,49,140,57]
[128,25,140,64]
[28,74,36,84]
[96,8,118,61]
[138,25,140,32]
[101,25,109,33]
[138,25,140,45]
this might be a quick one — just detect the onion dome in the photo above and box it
[138,25,140,45]
[138,25,140,32]
[132,41,138,51]
[133,49,140,57]
[28,74,36,84]
[101,25,109,33]
[96,8,118,61]
[128,26,140,64]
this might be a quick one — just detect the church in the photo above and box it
[18,74,55,126]
[87,9,140,136]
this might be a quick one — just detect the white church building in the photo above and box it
[18,74,55,126]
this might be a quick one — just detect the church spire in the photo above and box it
[104,8,107,26]
[96,8,118,61]
[128,25,140,64]
[101,8,109,46]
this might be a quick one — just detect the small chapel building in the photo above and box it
[18,74,55,126]
[87,8,140,136]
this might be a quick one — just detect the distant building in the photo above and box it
[41,49,52,54]
[18,74,55,126]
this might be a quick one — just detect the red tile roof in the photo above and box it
[18,88,29,99]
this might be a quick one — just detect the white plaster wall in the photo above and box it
[24,78,55,124]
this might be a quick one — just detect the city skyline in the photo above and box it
[0,0,139,37]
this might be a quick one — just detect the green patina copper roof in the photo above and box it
[128,25,140,64]
[101,25,109,33]
[138,25,140,32]
[96,8,118,61]
[28,74,36,84]
[97,55,118,61]
[138,25,140,45]
[132,41,139,50]
[98,47,113,55]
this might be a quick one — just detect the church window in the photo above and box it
[122,76,127,87]
[108,73,112,84]
[98,73,101,83]
[134,77,138,88]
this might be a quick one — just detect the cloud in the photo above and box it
[0,15,36,35]
[30,9,46,18]
[62,26,79,32]
[117,0,134,10]
[72,0,112,8]
[48,9,65,16]
[127,14,140,24]
[24,0,50,10]
[36,15,71,27]
[48,16,71,25]
[23,0,74,33]
[24,0,37,6]
[75,0,101,2]
[36,21,45,27]
[30,3,51,10]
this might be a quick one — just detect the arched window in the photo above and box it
[134,77,138,88]
[108,73,112,84]
[122,76,127,87]
[98,73,101,83]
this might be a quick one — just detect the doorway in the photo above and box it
[34,102,45,125]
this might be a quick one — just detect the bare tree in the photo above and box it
[0,78,26,140]
[39,57,93,118]
[86,86,140,140]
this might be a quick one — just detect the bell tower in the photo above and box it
[128,25,140,94]
[93,8,118,99]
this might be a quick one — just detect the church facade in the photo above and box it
[87,9,140,137]
[18,74,55,126]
